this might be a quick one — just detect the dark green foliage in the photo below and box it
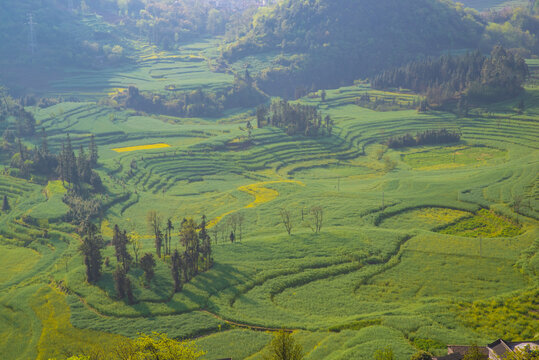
[258,98,329,137]
[223,0,483,96]
[113,266,133,303]
[467,46,530,101]
[89,134,98,168]
[386,129,461,149]
[112,225,132,273]
[2,194,10,212]
[373,46,529,104]
[199,215,213,271]
[171,250,182,293]
[140,253,156,286]
[180,218,199,279]
[78,221,105,283]
[116,72,266,117]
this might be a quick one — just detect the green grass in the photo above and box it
[0,42,538,359]
[401,145,506,170]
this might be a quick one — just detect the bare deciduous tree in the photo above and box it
[146,210,162,258]
[310,206,323,233]
[280,208,293,235]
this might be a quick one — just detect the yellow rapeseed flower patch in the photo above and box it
[101,220,114,238]
[107,87,125,97]
[416,208,470,224]
[238,180,305,209]
[31,286,124,359]
[206,180,304,228]
[112,143,170,153]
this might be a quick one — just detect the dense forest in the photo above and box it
[222,0,484,96]
[222,0,539,97]
[372,45,529,105]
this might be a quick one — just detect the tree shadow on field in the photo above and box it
[187,263,250,294]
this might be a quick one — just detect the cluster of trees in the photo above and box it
[372,46,529,105]
[4,127,104,223]
[0,87,36,140]
[113,71,266,117]
[79,213,215,302]
[208,212,245,245]
[256,99,332,136]
[146,212,213,293]
[385,129,461,149]
[280,206,323,236]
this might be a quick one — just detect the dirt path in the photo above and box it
[199,310,295,333]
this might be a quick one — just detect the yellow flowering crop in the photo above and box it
[112,143,170,153]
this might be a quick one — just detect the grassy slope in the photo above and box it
[0,43,537,359]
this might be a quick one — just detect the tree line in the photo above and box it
[372,46,529,106]
[385,129,461,149]
[112,70,266,118]
[256,99,333,137]
[5,130,104,223]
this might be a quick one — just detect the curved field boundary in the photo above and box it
[207,180,305,228]
[200,310,295,333]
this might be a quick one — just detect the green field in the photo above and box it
[0,40,538,360]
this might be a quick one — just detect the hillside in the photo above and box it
[222,0,485,97]
[0,1,538,359]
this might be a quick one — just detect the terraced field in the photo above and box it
[0,49,538,359]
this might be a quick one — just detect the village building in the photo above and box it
[434,339,539,360]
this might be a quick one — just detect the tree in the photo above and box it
[171,250,182,292]
[112,225,132,272]
[165,217,174,256]
[309,206,323,233]
[147,210,162,258]
[89,134,98,167]
[504,345,539,360]
[463,345,484,360]
[130,232,142,265]
[114,266,130,301]
[256,105,268,128]
[374,347,395,360]
[199,215,212,271]
[78,221,105,283]
[180,218,199,279]
[264,330,303,360]
[118,332,205,360]
[2,195,9,212]
[280,208,293,235]
[411,351,432,360]
[140,253,156,286]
